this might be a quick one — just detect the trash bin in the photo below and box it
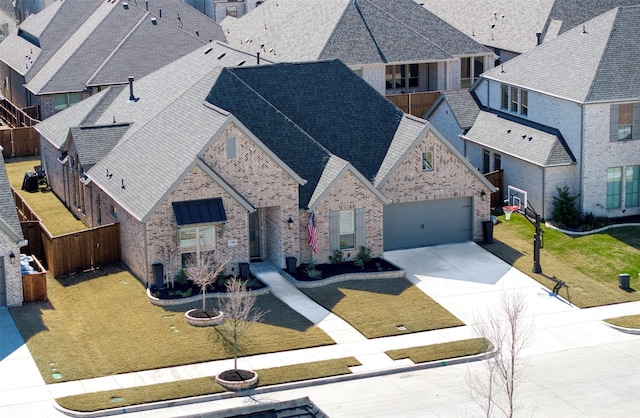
[285,256,297,274]
[152,262,164,289]
[618,273,630,290]
[482,220,494,244]
[239,262,250,280]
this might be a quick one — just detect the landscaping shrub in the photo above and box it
[328,249,344,264]
[551,185,581,229]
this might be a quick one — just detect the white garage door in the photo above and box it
[383,197,472,251]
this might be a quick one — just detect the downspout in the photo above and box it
[541,168,546,220]
[578,103,584,214]
[143,223,149,287]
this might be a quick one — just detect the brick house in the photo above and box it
[429,6,639,220]
[36,45,494,286]
[0,0,225,122]
[0,151,27,307]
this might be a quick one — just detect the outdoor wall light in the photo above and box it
[9,252,16,264]
[480,190,487,201]
[287,217,294,229]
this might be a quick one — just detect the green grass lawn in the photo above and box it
[300,277,464,338]
[5,157,86,235]
[483,215,640,309]
[386,337,491,364]
[9,265,334,383]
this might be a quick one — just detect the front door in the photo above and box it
[0,257,6,306]
[249,211,260,259]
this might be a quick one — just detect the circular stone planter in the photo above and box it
[215,369,259,391]
[184,309,224,327]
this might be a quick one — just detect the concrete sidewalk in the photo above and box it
[1,242,639,417]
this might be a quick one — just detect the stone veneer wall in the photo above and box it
[1,240,23,307]
[299,170,384,265]
[380,130,490,241]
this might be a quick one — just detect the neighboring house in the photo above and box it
[425,90,481,157]
[0,151,27,307]
[420,0,640,63]
[0,0,18,41]
[221,0,494,96]
[184,0,264,23]
[0,0,225,122]
[14,0,54,22]
[455,6,639,220]
[35,44,494,286]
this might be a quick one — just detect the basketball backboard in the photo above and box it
[507,185,528,214]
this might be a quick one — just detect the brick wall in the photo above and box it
[300,170,384,264]
[380,129,490,240]
[1,240,23,307]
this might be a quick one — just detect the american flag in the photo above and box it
[308,212,318,253]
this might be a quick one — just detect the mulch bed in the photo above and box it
[289,258,401,282]
[150,274,266,300]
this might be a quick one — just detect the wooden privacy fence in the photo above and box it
[0,126,40,158]
[386,91,441,118]
[14,188,121,277]
[484,169,504,208]
[0,98,39,127]
[42,223,121,277]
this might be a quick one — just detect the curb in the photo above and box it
[146,285,271,307]
[603,321,640,335]
[52,346,498,417]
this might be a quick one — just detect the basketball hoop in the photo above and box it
[503,205,519,220]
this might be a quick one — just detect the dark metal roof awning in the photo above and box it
[172,198,226,226]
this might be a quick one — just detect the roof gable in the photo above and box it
[205,60,404,207]
[480,6,639,103]
[68,123,131,168]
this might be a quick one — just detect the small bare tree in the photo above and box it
[217,276,266,371]
[185,252,230,312]
[467,292,533,418]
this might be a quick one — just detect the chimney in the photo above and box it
[536,32,542,45]
[128,76,136,101]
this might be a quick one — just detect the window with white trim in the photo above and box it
[422,151,433,172]
[461,57,484,89]
[386,64,419,91]
[338,210,355,250]
[180,225,215,267]
[501,84,529,115]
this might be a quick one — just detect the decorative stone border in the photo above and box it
[280,263,406,289]
[147,286,271,307]
[215,370,259,391]
[545,221,640,236]
[184,309,224,327]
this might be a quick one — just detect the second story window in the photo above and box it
[501,84,529,116]
[461,57,484,89]
[611,103,639,142]
[386,64,419,91]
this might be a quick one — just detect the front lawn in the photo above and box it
[483,215,640,308]
[300,277,464,338]
[9,265,334,383]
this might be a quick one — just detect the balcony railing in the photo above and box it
[0,97,39,127]
[386,91,441,119]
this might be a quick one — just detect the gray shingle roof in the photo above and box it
[205,59,405,207]
[68,123,130,169]
[7,0,225,96]
[0,154,24,242]
[223,0,489,65]
[421,0,555,54]
[542,0,640,39]
[463,111,575,167]
[438,90,480,130]
[480,6,640,103]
